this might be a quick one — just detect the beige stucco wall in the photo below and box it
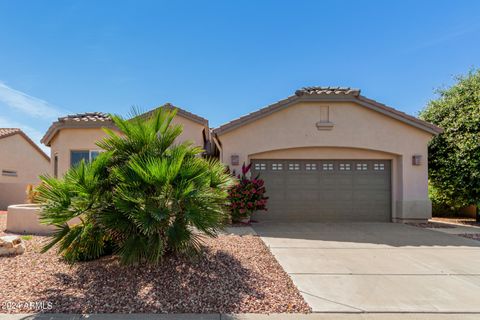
[49,127,114,178]
[171,116,207,148]
[49,115,207,177]
[217,101,434,221]
[0,134,50,209]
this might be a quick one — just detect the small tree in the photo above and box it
[419,69,480,219]
[36,107,234,264]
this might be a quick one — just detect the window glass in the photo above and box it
[254,163,266,170]
[54,155,58,178]
[70,151,89,167]
[322,163,334,171]
[90,150,101,161]
[2,170,17,177]
[288,163,300,171]
[272,163,283,170]
[305,163,317,170]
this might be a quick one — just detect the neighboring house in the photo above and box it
[0,128,50,209]
[212,87,442,223]
[41,104,210,178]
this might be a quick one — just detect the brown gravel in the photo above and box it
[432,217,480,227]
[0,214,310,314]
[406,221,457,229]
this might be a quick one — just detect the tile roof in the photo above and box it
[0,128,49,160]
[0,128,21,139]
[295,86,361,97]
[41,106,209,146]
[41,112,116,146]
[58,112,112,123]
[213,87,443,135]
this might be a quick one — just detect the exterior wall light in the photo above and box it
[231,154,240,166]
[412,154,422,166]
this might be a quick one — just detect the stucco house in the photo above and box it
[41,87,441,223]
[40,104,210,178]
[0,128,50,209]
[213,87,442,223]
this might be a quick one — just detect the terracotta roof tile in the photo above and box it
[59,112,112,123]
[0,128,21,138]
[295,86,361,96]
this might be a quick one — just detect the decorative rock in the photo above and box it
[0,235,26,256]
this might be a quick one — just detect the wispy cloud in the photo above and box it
[405,24,480,54]
[0,82,63,119]
[0,116,49,154]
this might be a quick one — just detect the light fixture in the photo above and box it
[412,155,422,166]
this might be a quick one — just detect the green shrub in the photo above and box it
[228,163,268,222]
[420,69,480,211]
[429,183,461,217]
[37,107,233,265]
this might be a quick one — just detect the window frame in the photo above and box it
[1,169,18,177]
[70,149,102,168]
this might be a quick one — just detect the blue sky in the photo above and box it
[1,1,479,152]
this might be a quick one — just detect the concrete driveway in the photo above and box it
[252,222,480,313]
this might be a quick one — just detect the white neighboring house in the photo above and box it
[0,128,50,209]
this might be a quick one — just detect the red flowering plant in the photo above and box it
[228,163,268,222]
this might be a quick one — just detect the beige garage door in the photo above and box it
[251,159,391,222]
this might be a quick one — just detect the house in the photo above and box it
[0,128,50,209]
[212,87,442,223]
[40,104,210,177]
[40,87,442,223]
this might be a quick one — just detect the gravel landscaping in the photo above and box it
[458,233,480,241]
[0,214,310,314]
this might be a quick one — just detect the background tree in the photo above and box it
[419,69,480,217]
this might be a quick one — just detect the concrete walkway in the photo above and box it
[252,222,480,313]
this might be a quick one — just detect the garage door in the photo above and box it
[251,159,391,222]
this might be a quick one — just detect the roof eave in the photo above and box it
[213,94,443,136]
[138,104,209,127]
[41,121,117,147]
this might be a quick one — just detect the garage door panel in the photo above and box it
[251,159,391,222]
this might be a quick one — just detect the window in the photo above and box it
[339,163,351,171]
[254,163,266,171]
[54,155,58,178]
[322,163,334,171]
[356,163,368,171]
[70,150,102,167]
[374,163,385,171]
[272,163,283,170]
[288,163,300,171]
[90,150,101,161]
[305,163,317,170]
[2,169,17,177]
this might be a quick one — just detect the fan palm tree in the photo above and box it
[37,107,233,265]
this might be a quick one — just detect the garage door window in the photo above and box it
[356,163,368,171]
[305,163,317,170]
[339,163,351,171]
[374,163,385,171]
[288,163,300,171]
[254,163,266,170]
[322,163,334,171]
[272,163,283,170]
